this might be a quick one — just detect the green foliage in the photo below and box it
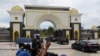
[6,27,10,31]
[97,25,100,28]
[40,29,48,37]
[48,26,54,37]
[40,26,54,38]
[97,25,100,30]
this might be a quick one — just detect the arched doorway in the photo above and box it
[39,21,54,38]
[34,14,62,38]
[34,14,62,30]
[32,14,68,44]
[75,31,78,40]
[26,35,30,38]
[14,31,19,41]
[66,34,69,39]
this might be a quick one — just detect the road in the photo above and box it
[0,40,100,56]
[0,49,100,56]
[48,49,100,56]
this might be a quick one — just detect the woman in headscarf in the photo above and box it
[16,44,31,56]
[16,43,24,56]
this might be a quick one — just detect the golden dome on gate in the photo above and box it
[11,5,23,11]
[70,8,78,13]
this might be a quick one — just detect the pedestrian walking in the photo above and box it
[31,37,39,56]
[16,43,31,56]
[16,43,24,56]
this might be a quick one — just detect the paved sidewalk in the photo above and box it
[0,40,100,56]
[0,39,99,50]
[0,42,18,50]
[0,42,72,50]
[0,41,72,56]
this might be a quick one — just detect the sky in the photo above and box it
[0,0,100,29]
[39,21,54,29]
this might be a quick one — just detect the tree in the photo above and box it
[40,26,54,38]
[97,25,100,38]
[40,29,48,37]
[6,27,10,31]
[47,26,54,37]
[97,25,100,28]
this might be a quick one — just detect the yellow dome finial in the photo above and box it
[70,8,78,14]
[11,5,23,11]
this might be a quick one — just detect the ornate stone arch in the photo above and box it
[34,14,63,30]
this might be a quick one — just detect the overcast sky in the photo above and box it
[0,0,100,29]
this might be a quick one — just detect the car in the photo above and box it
[45,37,52,42]
[57,37,69,45]
[51,37,57,42]
[71,40,100,52]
